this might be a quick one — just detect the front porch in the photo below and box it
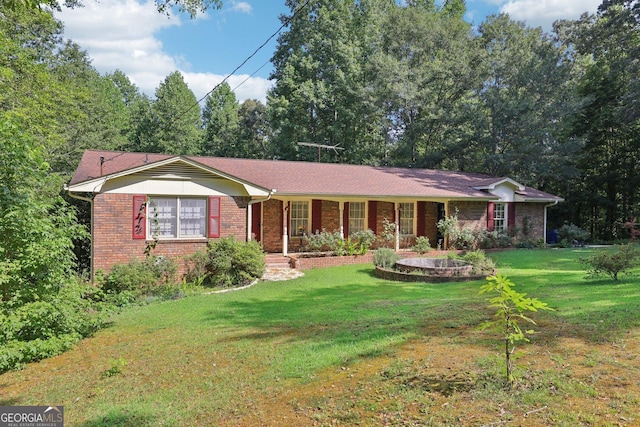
[250,198,451,256]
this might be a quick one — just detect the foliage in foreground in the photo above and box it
[479,274,552,388]
[581,243,640,281]
[0,279,113,373]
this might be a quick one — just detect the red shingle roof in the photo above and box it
[69,150,562,201]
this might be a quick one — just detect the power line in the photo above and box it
[173,0,311,123]
[231,59,271,93]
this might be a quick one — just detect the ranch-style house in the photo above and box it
[66,150,563,277]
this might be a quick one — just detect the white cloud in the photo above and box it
[230,1,252,14]
[55,0,271,104]
[499,0,600,30]
[183,72,273,104]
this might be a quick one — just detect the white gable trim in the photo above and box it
[473,178,525,192]
[66,156,272,197]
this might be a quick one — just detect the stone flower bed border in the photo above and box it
[374,266,489,283]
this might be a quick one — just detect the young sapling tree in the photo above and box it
[479,274,553,388]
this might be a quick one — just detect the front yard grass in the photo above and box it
[3,248,640,426]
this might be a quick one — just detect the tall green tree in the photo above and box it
[202,82,239,157]
[268,0,391,164]
[0,115,85,304]
[558,1,640,239]
[49,41,131,175]
[139,71,203,155]
[458,14,579,186]
[373,2,482,168]
[236,99,272,159]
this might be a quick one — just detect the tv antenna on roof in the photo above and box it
[297,142,344,162]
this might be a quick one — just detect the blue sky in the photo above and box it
[55,0,600,104]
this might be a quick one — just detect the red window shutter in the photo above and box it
[251,202,261,242]
[343,202,349,237]
[132,195,147,239]
[368,201,377,232]
[312,199,322,234]
[487,202,495,232]
[508,202,516,229]
[208,196,221,238]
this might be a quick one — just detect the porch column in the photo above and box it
[339,201,345,239]
[395,202,400,251]
[444,201,450,249]
[282,201,289,256]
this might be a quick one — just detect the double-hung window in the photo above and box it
[290,201,309,237]
[399,202,414,236]
[493,203,507,231]
[148,197,207,239]
[349,202,365,234]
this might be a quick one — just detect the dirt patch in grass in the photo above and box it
[226,324,640,426]
[2,319,640,426]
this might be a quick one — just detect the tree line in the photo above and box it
[2,0,639,246]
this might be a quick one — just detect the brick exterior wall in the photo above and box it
[513,203,546,242]
[449,201,488,231]
[321,200,341,233]
[376,202,395,234]
[448,200,546,243]
[261,199,283,253]
[93,193,248,277]
[423,202,440,248]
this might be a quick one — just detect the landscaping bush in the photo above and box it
[99,255,177,297]
[349,229,376,255]
[306,229,342,252]
[461,250,496,275]
[559,224,590,247]
[203,237,265,288]
[581,244,640,281]
[183,250,209,284]
[412,236,432,254]
[437,210,482,249]
[481,230,513,249]
[373,248,400,269]
[305,229,376,255]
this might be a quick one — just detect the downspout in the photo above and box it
[65,187,96,285]
[544,200,559,245]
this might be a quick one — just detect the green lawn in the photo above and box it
[3,248,640,426]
